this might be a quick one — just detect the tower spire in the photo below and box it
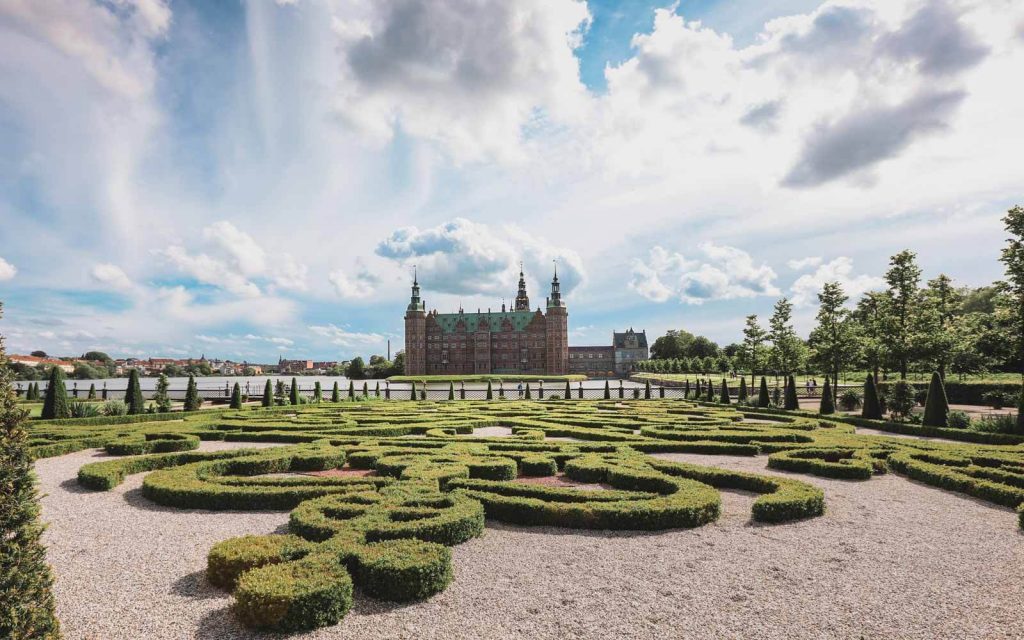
[407,265,424,313]
[547,260,564,308]
[514,260,530,311]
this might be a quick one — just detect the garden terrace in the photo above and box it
[27,397,1024,637]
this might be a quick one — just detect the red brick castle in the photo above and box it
[403,267,568,375]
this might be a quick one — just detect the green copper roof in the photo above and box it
[431,310,539,334]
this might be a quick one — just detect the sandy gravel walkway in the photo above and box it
[36,445,1023,640]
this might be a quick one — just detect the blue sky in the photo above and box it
[1,0,1022,362]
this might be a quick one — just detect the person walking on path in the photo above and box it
[517,382,524,399]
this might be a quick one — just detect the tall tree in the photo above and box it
[768,298,804,382]
[852,291,886,381]
[882,250,922,379]
[740,315,767,388]
[808,281,859,403]
[40,366,69,420]
[153,374,171,413]
[184,375,202,411]
[919,274,962,379]
[1,303,62,639]
[997,205,1024,382]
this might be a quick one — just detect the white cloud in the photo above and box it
[308,324,385,347]
[329,268,377,299]
[630,243,779,305]
[790,256,884,306]
[375,217,585,298]
[329,0,591,162]
[89,263,132,291]
[0,257,16,281]
[787,256,823,270]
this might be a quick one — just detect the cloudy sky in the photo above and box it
[1,0,1022,361]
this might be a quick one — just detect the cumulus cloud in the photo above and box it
[790,256,884,306]
[158,221,308,298]
[329,0,591,161]
[375,218,584,298]
[630,243,779,304]
[787,256,823,270]
[0,257,16,281]
[308,324,385,347]
[782,89,966,187]
[328,267,379,300]
[89,263,133,291]
[876,0,989,76]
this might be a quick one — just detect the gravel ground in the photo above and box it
[36,444,1024,640]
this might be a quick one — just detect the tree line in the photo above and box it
[637,206,1024,388]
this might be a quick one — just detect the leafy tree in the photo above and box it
[862,374,883,420]
[918,275,962,378]
[389,351,405,376]
[768,298,804,380]
[331,381,340,402]
[229,383,242,410]
[997,205,1024,382]
[290,378,300,405]
[852,291,887,381]
[881,250,923,379]
[757,376,770,408]
[687,336,720,359]
[921,372,949,427]
[184,375,202,411]
[808,282,859,405]
[887,380,916,421]
[1,306,61,639]
[274,379,286,399]
[739,315,767,388]
[819,377,835,415]
[125,369,145,415]
[82,351,110,363]
[30,351,46,358]
[41,366,69,420]
[262,379,273,408]
[153,374,171,413]
[345,357,366,380]
[784,374,799,410]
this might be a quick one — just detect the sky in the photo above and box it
[0,0,1022,362]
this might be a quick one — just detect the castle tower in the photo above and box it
[544,263,568,374]
[514,263,530,311]
[404,269,427,375]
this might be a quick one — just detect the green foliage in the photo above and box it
[184,375,202,411]
[125,369,145,415]
[290,378,300,406]
[448,382,455,400]
[263,380,274,408]
[103,400,127,416]
[153,374,171,413]
[838,389,862,411]
[0,304,61,639]
[313,382,322,404]
[41,365,69,420]
[738,378,748,404]
[784,374,799,410]
[69,401,100,418]
[604,380,610,399]
[862,374,883,419]
[922,372,949,427]
[719,379,730,405]
[947,410,971,429]
[87,383,96,400]
[331,382,340,403]
[349,380,356,399]
[819,377,835,415]
[887,380,917,420]
[230,383,243,410]
[757,377,770,408]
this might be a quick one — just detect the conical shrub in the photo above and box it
[1016,391,1024,435]
[819,377,835,415]
[862,373,883,419]
[448,382,455,400]
[229,383,242,409]
[720,379,730,404]
[525,383,531,399]
[486,381,493,400]
[645,379,652,399]
[705,380,715,402]
[604,380,610,399]
[362,382,368,397]
[88,383,96,400]
[738,378,748,404]
[922,372,949,427]
[290,378,300,405]
[41,366,69,420]
[331,381,340,402]
[125,369,145,415]
[313,381,322,403]
[784,375,799,410]
[757,377,770,408]
[184,375,202,411]
[350,380,356,399]
[410,382,417,401]
[263,379,273,407]
[683,380,691,399]
[564,381,571,400]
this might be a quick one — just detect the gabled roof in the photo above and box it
[613,329,648,348]
[429,310,543,334]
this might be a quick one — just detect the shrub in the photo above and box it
[738,378,748,404]
[313,382,322,403]
[947,411,971,429]
[125,369,145,415]
[719,379,730,405]
[839,389,862,411]
[230,383,243,410]
[757,377,770,408]
[862,374,883,419]
[819,377,835,415]
[887,381,916,421]
[290,378,300,406]
[982,390,1012,410]
[263,379,274,408]
[184,375,202,411]
[784,375,799,410]
[353,539,452,602]
[87,383,96,400]
[971,414,1017,434]
[233,554,353,632]
[207,534,315,589]
[40,366,69,420]
[102,399,128,416]
[331,381,340,403]
[69,401,100,418]
[922,372,949,427]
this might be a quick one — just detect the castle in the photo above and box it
[403,267,568,375]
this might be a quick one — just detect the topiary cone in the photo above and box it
[738,378,748,403]
[922,371,949,427]
[41,365,70,419]
[719,379,730,404]
[819,377,835,415]
[784,375,799,410]
[263,379,273,407]
[757,377,770,408]
[862,373,883,419]
[230,383,242,409]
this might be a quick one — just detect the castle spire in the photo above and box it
[406,266,424,313]
[514,260,530,311]
[547,260,564,308]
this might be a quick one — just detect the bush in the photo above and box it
[839,389,862,411]
[922,372,949,427]
[784,375,799,410]
[70,400,101,418]
[947,411,971,429]
[354,539,452,601]
[125,369,145,415]
[103,399,128,416]
[862,374,883,420]
[887,380,916,421]
[207,534,315,589]
[40,365,69,420]
[233,554,353,632]
[971,414,1017,434]
[819,377,835,415]
[982,390,1012,409]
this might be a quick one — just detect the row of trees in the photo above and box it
[640,206,1024,391]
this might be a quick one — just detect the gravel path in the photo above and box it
[36,446,1023,640]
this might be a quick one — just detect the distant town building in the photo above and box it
[278,357,314,374]
[567,329,649,377]
[7,355,74,373]
[404,267,569,375]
